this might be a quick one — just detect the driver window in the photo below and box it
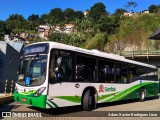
[49,50,72,82]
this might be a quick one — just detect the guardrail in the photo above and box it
[114,50,160,57]
[0,79,14,96]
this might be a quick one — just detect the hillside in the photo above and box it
[1,2,160,53]
[104,14,160,52]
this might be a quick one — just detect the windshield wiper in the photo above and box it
[30,54,39,67]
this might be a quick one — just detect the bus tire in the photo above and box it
[82,90,94,111]
[93,92,98,109]
[140,89,145,102]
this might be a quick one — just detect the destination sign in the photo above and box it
[23,43,49,55]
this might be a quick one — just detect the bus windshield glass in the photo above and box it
[17,55,47,86]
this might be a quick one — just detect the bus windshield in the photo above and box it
[17,55,47,86]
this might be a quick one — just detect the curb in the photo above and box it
[0,95,13,105]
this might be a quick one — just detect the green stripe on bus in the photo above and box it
[98,92,119,101]
[19,90,37,96]
[46,102,53,108]
[105,82,154,102]
[48,100,59,108]
[54,96,82,103]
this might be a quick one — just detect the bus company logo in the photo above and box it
[99,85,116,92]
[99,85,104,92]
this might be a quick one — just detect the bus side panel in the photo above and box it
[91,81,158,103]
[46,82,90,108]
[122,82,159,100]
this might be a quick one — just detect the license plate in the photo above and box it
[22,98,27,102]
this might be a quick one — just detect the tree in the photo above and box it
[64,8,75,22]
[0,21,6,40]
[41,14,50,24]
[48,32,62,42]
[28,14,40,22]
[95,14,118,34]
[49,8,64,24]
[149,5,159,13]
[86,33,107,51]
[114,8,127,16]
[27,14,41,30]
[124,1,137,12]
[90,2,107,21]
[80,16,93,32]
[6,14,26,34]
[74,11,84,20]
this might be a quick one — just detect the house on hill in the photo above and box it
[38,24,53,40]
[63,24,75,33]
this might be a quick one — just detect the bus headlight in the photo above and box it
[34,87,46,97]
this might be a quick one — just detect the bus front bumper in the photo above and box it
[14,91,47,108]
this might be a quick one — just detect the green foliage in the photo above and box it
[64,8,75,23]
[95,14,119,34]
[48,32,62,42]
[49,8,64,24]
[85,33,107,50]
[1,2,160,52]
[74,11,84,20]
[41,14,50,24]
[0,21,6,40]
[105,14,160,52]
[79,16,93,32]
[149,4,160,13]
[90,2,107,21]
[28,14,39,22]
[48,32,87,47]
[27,14,42,30]
[114,8,127,16]
[6,14,27,34]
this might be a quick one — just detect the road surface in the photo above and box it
[0,97,160,120]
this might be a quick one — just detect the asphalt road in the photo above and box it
[0,96,160,120]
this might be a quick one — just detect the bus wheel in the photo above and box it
[83,90,94,111]
[140,89,145,102]
[93,92,98,109]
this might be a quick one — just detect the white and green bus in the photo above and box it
[14,42,159,110]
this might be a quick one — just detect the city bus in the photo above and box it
[14,42,159,111]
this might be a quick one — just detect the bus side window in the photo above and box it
[128,65,139,83]
[98,60,114,83]
[49,50,72,82]
[115,63,128,83]
[58,56,72,81]
[75,55,96,82]
[76,64,85,80]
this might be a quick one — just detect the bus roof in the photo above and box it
[26,41,156,69]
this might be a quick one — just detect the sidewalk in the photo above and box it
[0,93,13,105]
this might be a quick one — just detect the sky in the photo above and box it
[0,0,160,21]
